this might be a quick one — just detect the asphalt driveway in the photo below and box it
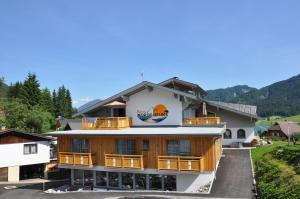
[209,149,254,198]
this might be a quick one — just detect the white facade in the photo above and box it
[0,141,50,168]
[126,88,183,126]
[208,106,256,145]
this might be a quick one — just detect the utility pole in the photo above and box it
[288,125,291,145]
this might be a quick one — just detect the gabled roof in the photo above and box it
[0,128,55,141]
[73,79,258,119]
[206,100,258,119]
[271,121,300,137]
[64,120,82,130]
[73,81,200,117]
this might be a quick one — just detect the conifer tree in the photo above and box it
[40,88,54,113]
[7,81,23,98]
[65,89,73,118]
[20,73,41,108]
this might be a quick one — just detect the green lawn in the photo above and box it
[252,141,300,182]
[251,141,287,164]
[257,114,300,125]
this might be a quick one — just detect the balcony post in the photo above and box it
[73,153,75,165]
[121,155,124,168]
[178,156,181,171]
[140,155,144,169]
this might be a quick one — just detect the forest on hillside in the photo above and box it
[206,74,300,117]
[0,73,76,133]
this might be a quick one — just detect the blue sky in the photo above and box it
[0,0,299,107]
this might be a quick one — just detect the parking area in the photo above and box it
[209,149,254,198]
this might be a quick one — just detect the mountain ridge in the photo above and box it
[206,74,300,117]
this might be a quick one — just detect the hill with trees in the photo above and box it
[206,85,257,102]
[206,74,300,117]
[0,73,76,133]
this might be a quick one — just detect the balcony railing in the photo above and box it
[82,117,132,130]
[183,117,220,126]
[157,156,203,172]
[105,154,144,169]
[59,152,96,166]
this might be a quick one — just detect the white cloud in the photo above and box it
[73,97,94,108]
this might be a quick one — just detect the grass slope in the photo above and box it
[257,114,300,125]
[251,141,286,164]
[252,142,300,198]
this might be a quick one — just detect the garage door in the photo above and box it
[0,167,8,181]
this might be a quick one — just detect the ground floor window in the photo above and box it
[164,175,176,191]
[135,173,146,190]
[72,170,177,191]
[108,172,119,188]
[73,170,83,185]
[149,174,162,190]
[96,171,107,187]
[121,173,133,189]
[84,170,94,186]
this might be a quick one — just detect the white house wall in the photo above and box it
[0,141,50,168]
[208,105,256,145]
[126,88,183,126]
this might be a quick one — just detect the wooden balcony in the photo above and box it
[183,117,220,126]
[82,117,132,130]
[105,154,144,169]
[157,156,203,172]
[59,152,96,166]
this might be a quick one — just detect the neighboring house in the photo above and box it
[0,129,55,182]
[56,118,82,130]
[264,121,300,139]
[47,77,257,192]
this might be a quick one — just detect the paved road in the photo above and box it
[0,149,254,199]
[209,149,254,198]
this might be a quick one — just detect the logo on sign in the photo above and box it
[137,104,169,123]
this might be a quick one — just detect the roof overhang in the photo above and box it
[46,127,224,136]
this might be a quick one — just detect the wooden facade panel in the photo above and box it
[0,135,36,144]
[0,167,8,181]
[57,135,222,172]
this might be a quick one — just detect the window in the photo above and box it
[108,172,119,188]
[24,144,38,155]
[84,170,93,186]
[237,129,246,139]
[135,174,146,190]
[224,129,232,139]
[121,173,133,189]
[167,140,191,156]
[149,174,162,190]
[142,140,149,151]
[116,139,136,155]
[96,171,107,187]
[71,139,89,153]
[164,175,176,191]
[73,170,83,185]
